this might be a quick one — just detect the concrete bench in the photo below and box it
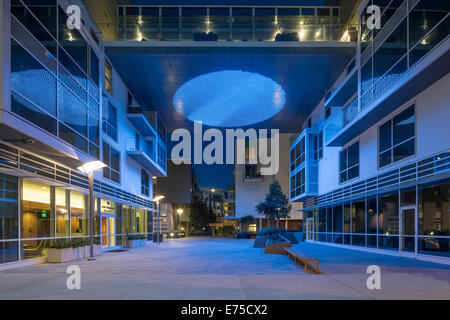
[283,247,320,273]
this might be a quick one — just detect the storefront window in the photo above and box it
[378,192,399,235]
[0,174,18,240]
[123,205,132,234]
[367,197,377,234]
[419,181,449,237]
[70,191,88,237]
[22,179,53,239]
[55,188,69,237]
[352,200,365,234]
[136,209,145,234]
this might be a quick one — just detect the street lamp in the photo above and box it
[77,161,106,261]
[153,195,165,244]
[177,208,184,232]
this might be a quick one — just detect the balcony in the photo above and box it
[127,106,157,140]
[290,129,319,201]
[126,138,167,177]
[111,6,357,43]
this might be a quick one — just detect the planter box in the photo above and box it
[47,248,76,263]
[264,241,292,255]
[83,245,103,258]
[254,236,268,248]
[47,245,103,263]
[126,240,141,248]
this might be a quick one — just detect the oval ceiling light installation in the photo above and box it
[173,70,286,127]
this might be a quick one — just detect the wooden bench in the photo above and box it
[283,247,320,273]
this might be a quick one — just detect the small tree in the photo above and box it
[190,201,216,231]
[255,180,292,228]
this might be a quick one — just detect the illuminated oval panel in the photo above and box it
[173,70,286,127]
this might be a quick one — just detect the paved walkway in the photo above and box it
[0,239,449,300]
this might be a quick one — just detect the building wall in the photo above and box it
[157,161,193,204]
[317,73,450,195]
[235,134,303,220]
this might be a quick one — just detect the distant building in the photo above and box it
[156,161,200,234]
[235,134,303,232]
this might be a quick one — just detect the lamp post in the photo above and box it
[77,161,106,261]
[153,195,165,244]
[177,208,184,232]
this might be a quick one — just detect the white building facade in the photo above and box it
[291,0,450,263]
[0,0,167,268]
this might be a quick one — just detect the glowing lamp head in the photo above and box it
[77,161,107,175]
[177,208,184,215]
[153,195,165,202]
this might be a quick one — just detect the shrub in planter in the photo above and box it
[264,234,292,255]
[47,239,101,263]
[127,235,147,248]
[217,226,236,238]
[257,228,287,237]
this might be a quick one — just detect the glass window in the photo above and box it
[353,200,366,233]
[326,207,332,233]
[105,60,113,94]
[22,179,53,239]
[333,205,343,233]
[55,188,69,237]
[102,100,118,141]
[378,192,399,235]
[379,105,415,168]
[419,181,449,237]
[339,141,360,183]
[103,142,121,184]
[70,191,88,237]
[315,131,323,160]
[344,204,350,233]
[136,209,145,234]
[90,48,100,86]
[318,208,326,233]
[0,174,18,240]
[141,170,150,196]
[21,0,57,37]
[58,7,87,73]
[367,197,377,234]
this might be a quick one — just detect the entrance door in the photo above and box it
[400,207,416,256]
[101,215,116,249]
[305,218,314,241]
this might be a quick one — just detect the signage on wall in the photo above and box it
[101,200,115,214]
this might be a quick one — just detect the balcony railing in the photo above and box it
[111,8,357,42]
[342,98,358,127]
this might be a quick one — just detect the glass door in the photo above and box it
[400,207,417,256]
[305,218,314,241]
[101,215,116,249]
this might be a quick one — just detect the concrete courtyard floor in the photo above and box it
[0,238,449,300]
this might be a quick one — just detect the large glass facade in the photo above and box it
[308,179,450,258]
[0,172,153,265]
[352,0,450,122]
[10,0,101,159]
[116,5,345,42]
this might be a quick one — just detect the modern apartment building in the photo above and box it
[290,0,450,263]
[235,134,303,232]
[0,0,167,267]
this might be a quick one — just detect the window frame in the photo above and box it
[377,104,416,169]
[104,59,113,95]
[103,142,121,184]
[339,140,360,184]
[102,99,118,141]
[141,169,150,196]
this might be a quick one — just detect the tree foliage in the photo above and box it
[255,181,292,223]
[189,200,216,230]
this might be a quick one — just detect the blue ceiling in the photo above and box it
[106,43,354,133]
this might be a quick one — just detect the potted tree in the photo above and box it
[255,181,292,254]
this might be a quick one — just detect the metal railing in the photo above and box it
[304,150,450,209]
[0,141,153,209]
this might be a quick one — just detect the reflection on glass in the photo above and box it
[378,192,399,235]
[55,188,69,237]
[70,191,87,236]
[22,179,53,239]
[419,181,449,236]
[0,174,18,240]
